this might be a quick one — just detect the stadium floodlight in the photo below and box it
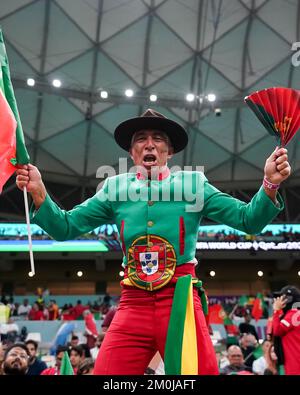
[298,271,300,277]
[186,93,195,102]
[257,270,264,277]
[125,89,134,97]
[77,270,83,277]
[209,270,216,277]
[149,94,157,102]
[27,78,35,87]
[100,90,108,99]
[207,93,216,102]
[52,79,62,88]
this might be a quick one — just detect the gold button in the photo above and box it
[148,221,154,227]
[148,200,154,206]
[148,242,153,247]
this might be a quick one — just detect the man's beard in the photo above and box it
[3,362,28,375]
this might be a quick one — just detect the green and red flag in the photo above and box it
[224,315,239,345]
[224,315,239,333]
[0,28,30,192]
[253,344,263,359]
[252,293,265,321]
[164,275,198,374]
[238,295,249,307]
[208,304,227,324]
[208,304,239,344]
[60,351,74,375]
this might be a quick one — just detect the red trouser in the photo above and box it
[94,264,218,375]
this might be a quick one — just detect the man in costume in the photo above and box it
[16,109,291,375]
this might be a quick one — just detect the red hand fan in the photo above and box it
[244,87,300,146]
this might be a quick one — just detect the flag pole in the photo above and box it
[23,186,35,276]
[228,303,238,319]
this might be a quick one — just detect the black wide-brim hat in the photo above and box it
[114,109,188,153]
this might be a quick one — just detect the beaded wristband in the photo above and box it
[263,177,280,190]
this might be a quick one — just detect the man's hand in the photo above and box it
[263,147,291,203]
[16,164,47,209]
[264,147,291,185]
[272,295,288,312]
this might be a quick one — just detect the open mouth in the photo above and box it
[143,154,157,165]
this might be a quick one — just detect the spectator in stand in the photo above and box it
[264,344,278,375]
[216,351,229,370]
[83,309,98,349]
[42,288,50,300]
[238,311,259,341]
[11,303,20,317]
[103,293,112,306]
[0,302,10,325]
[35,289,44,306]
[41,345,69,375]
[68,335,79,348]
[101,304,118,333]
[239,333,257,368]
[60,304,75,320]
[220,345,252,375]
[17,299,31,319]
[0,318,19,344]
[61,303,69,312]
[272,285,300,375]
[25,339,47,375]
[2,343,29,375]
[29,302,49,320]
[77,358,94,375]
[101,307,116,332]
[91,301,100,314]
[252,339,271,375]
[41,303,49,320]
[99,303,109,317]
[70,300,86,320]
[79,343,92,359]
[90,333,105,361]
[7,297,16,317]
[48,300,59,320]
[28,303,42,320]
[99,295,111,317]
[0,294,7,305]
[19,326,28,343]
[68,345,84,374]
[0,342,8,375]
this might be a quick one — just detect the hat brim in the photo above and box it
[114,116,188,153]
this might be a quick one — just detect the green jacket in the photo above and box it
[30,171,283,266]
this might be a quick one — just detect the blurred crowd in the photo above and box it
[198,226,300,242]
[0,296,119,376]
[0,294,114,322]
[1,286,300,376]
[2,226,300,244]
